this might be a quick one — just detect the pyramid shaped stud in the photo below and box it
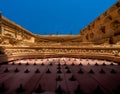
[74,85,84,94]
[78,69,84,74]
[34,84,44,93]
[95,63,98,66]
[56,75,63,81]
[102,62,106,66]
[16,84,25,93]
[35,69,40,73]
[12,62,15,65]
[24,69,30,73]
[99,69,105,74]
[89,69,94,74]
[41,63,44,66]
[79,63,82,66]
[66,69,71,73]
[33,63,36,65]
[55,85,64,94]
[49,63,53,66]
[110,69,116,74]
[26,62,29,65]
[87,62,90,65]
[69,75,76,81]
[110,63,114,66]
[65,66,69,69]
[57,69,62,74]
[46,69,51,73]
[4,68,9,73]
[57,66,61,69]
[71,62,75,66]
[18,62,21,65]
[14,68,19,73]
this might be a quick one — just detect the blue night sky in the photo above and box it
[0,0,118,35]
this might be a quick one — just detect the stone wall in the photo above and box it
[81,1,120,44]
[1,2,120,63]
[0,14,36,46]
[3,46,120,62]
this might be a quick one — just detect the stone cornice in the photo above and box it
[36,35,82,42]
[4,46,120,62]
[81,1,119,34]
[2,16,35,37]
[4,46,120,50]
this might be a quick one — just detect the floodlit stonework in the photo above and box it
[0,1,120,94]
[81,1,120,43]
[0,1,120,63]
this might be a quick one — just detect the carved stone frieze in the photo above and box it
[4,47,120,58]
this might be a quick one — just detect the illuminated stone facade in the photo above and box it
[81,1,120,44]
[0,1,120,63]
[0,13,35,46]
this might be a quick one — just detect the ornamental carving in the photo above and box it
[110,20,120,31]
[118,8,120,15]
[4,47,120,57]
[9,38,17,45]
[0,37,3,43]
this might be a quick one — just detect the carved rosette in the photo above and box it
[0,36,3,44]
[9,38,17,45]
